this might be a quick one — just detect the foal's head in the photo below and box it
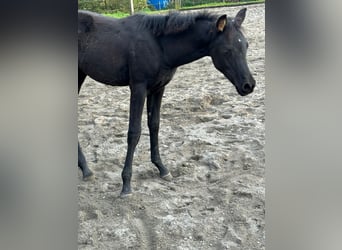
[210,8,255,96]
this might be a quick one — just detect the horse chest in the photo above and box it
[152,69,177,91]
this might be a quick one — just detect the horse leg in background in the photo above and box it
[147,87,172,180]
[78,142,93,180]
[120,85,147,197]
[78,69,94,180]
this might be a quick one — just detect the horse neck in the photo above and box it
[160,23,215,68]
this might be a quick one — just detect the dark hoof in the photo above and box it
[120,185,133,198]
[161,172,173,181]
[120,191,133,198]
[82,171,94,181]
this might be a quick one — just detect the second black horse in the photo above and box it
[78,8,255,197]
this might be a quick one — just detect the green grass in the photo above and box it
[103,11,130,18]
[180,0,265,10]
[103,0,265,18]
[104,9,170,18]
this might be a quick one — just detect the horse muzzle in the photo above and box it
[237,77,255,96]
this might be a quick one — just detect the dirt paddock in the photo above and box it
[78,4,265,249]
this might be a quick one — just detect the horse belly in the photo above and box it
[79,48,129,86]
[86,65,129,86]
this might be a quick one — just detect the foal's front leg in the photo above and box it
[120,86,147,197]
[147,87,172,180]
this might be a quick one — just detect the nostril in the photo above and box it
[242,83,252,92]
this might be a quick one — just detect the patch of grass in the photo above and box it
[180,0,265,10]
[103,11,130,18]
[104,9,170,18]
[103,0,265,18]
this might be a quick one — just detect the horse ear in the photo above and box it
[234,8,247,28]
[216,15,227,32]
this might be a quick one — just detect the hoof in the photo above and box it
[83,172,95,181]
[161,172,173,181]
[120,191,133,199]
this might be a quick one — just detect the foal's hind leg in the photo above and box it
[78,142,93,180]
[78,69,94,180]
[147,87,172,181]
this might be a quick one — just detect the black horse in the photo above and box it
[78,8,255,197]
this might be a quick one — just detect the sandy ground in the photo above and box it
[78,4,265,249]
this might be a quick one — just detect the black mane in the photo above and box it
[137,11,218,36]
